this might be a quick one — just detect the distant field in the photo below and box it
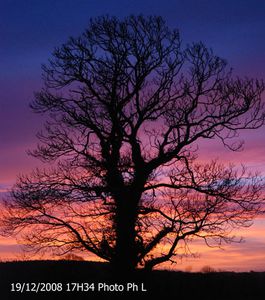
[0,260,264,299]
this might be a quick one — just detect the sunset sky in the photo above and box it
[1,0,265,272]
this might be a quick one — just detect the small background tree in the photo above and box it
[2,15,265,273]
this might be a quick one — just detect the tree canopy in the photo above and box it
[2,15,265,272]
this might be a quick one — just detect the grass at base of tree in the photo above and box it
[0,260,264,299]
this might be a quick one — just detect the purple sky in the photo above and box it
[0,0,265,270]
[1,0,265,187]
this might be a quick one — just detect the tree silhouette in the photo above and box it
[2,16,265,273]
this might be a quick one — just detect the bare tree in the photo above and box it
[2,15,265,273]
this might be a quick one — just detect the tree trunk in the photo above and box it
[112,195,139,275]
